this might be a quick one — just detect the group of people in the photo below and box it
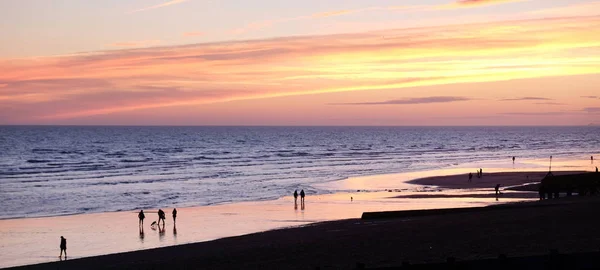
[468,168,484,182]
[138,208,177,229]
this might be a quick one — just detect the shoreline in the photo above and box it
[10,196,600,270]
[1,158,597,268]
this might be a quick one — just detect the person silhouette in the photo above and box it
[512,156,515,163]
[480,168,483,178]
[158,209,165,226]
[468,172,472,182]
[300,189,305,204]
[495,184,501,201]
[293,190,298,205]
[596,166,598,173]
[59,236,67,259]
[138,210,145,227]
[172,208,177,225]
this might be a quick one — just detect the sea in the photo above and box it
[1,126,599,219]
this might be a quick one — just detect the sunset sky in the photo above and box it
[1,0,599,125]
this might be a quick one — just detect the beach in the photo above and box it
[11,192,600,269]
[2,155,598,269]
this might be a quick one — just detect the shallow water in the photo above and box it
[1,126,599,219]
[0,158,594,268]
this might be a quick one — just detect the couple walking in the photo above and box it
[293,189,306,205]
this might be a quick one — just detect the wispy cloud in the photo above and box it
[1,16,599,121]
[584,107,600,113]
[535,102,566,106]
[108,40,161,48]
[332,96,470,105]
[500,97,552,101]
[128,0,189,14]
[183,32,204,37]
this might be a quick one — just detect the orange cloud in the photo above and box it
[1,15,599,122]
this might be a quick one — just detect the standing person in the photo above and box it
[300,189,305,204]
[480,168,483,178]
[596,166,598,173]
[59,236,67,259]
[512,156,515,163]
[468,172,473,182]
[138,210,145,227]
[293,190,298,205]
[157,209,165,226]
[495,184,501,201]
[172,208,177,225]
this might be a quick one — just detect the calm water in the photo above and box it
[1,126,598,219]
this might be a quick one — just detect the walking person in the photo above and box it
[59,236,67,259]
[293,190,298,205]
[512,156,515,163]
[158,209,165,226]
[172,208,177,225]
[468,172,473,183]
[138,210,145,227]
[300,189,305,204]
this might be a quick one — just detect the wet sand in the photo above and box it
[3,155,597,269]
[12,196,600,270]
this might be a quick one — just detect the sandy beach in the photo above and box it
[2,156,597,269]
[11,194,600,269]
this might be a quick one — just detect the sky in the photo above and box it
[1,0,600,125]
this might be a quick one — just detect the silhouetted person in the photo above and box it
[512,156,515,163]
[172,208,177,224]
[158,209,165,226]
[59,236,67,259]
[351,196,353,202]
[138,210,145,227]
[480,168,483,178]
[468,172,473,182]
[300,189,305,204]
[596,166,598,173]
[293,190,298,204]
[495,184,500,201]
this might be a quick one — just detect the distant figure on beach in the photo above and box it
[138,210,145,227]
[59,236,67,259]
[351,196,353,202]
[158,209,166,226]
[300,189,305,204]
[512,156,515,163]
[596,166,598,173]
[480,168,483,178]
[495,184,501,201]
[468,172,473,182]
[172,208,177,224]
[293,190,298,204]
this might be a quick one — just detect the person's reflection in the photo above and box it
[159,223,166,241]
[173,224,177,236]
[301,200,305,210]
[294,201,298,210]
[139,226,145,242]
